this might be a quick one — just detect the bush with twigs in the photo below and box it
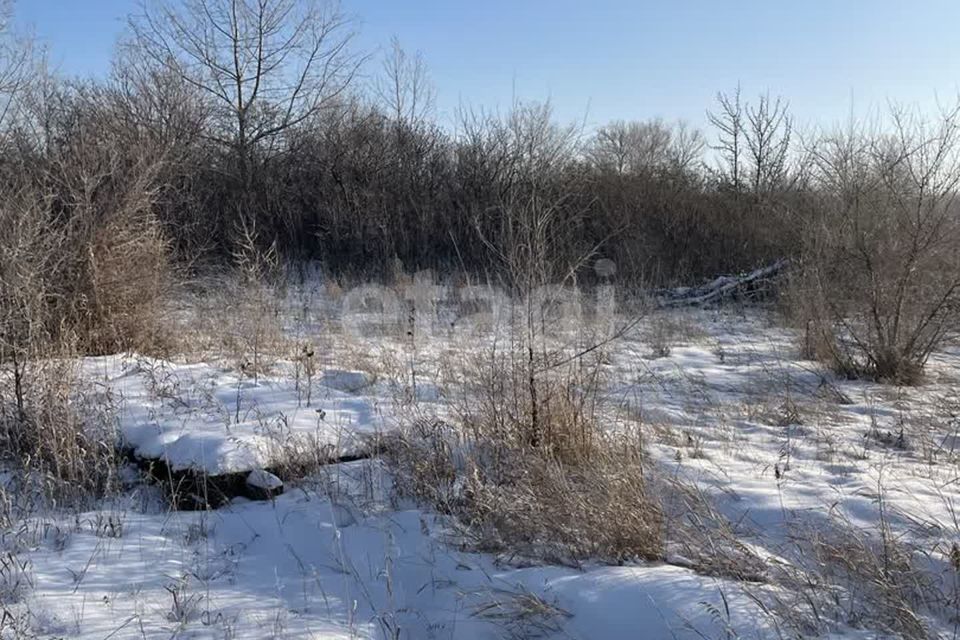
[0,74,172,506]
[387,352,664,566]
[790,106,960,384]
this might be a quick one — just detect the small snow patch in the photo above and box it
[246,468,283,500]
[320,369,373,393]
[246,468,282,490]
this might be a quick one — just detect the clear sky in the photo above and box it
[14,0,960,133]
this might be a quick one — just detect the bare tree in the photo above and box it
[707,84,744,192]
[669,120,705,172]
[376,36,434,128]
[590,119,672,175]
[744,92,791,195]
[111,49,209,156]
[0,0,36,145]
[590,121,629,175]
[108,51,213,251]
[131,0,360,197]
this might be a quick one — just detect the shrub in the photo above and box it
[792,107,960,384]
[0,83,171,506]
[0,85,174,358]
[0,359,121,504]
[387,338,664,565]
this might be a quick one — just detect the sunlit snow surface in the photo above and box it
[82,357,385,474]
[9,305,960,638]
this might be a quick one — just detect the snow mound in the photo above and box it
[320,369,374,393]
[246,468,283,490]
[84,357,398,476]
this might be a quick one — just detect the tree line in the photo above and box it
[1,0,959,383]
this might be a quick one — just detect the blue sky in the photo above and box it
[15,0,960,133]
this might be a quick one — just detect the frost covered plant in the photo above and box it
[165,574,204,625]
[231,218,284,383]
[91,512,125,539]
[0,551,32,604]
[471,585,572,638]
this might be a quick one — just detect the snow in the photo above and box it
[7,300,960,638]
[320,369,374,393]
[83,357,394,475]
[246,468,282,490]
[16,472,773,639]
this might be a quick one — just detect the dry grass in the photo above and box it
[759,512,948,639]
[387,417,663,566]
[0,359,121,505]
[641,310,708,359]
[386,331,666,566]
[0,130,172,514]
[470,584,572,639]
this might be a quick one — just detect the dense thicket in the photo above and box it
[10,0,801,284]
[145,93,804,283]
[0,0,811,291]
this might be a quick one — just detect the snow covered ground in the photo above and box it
[4,286,960,638]
[84,356,390,475]
[13,466,773,639]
